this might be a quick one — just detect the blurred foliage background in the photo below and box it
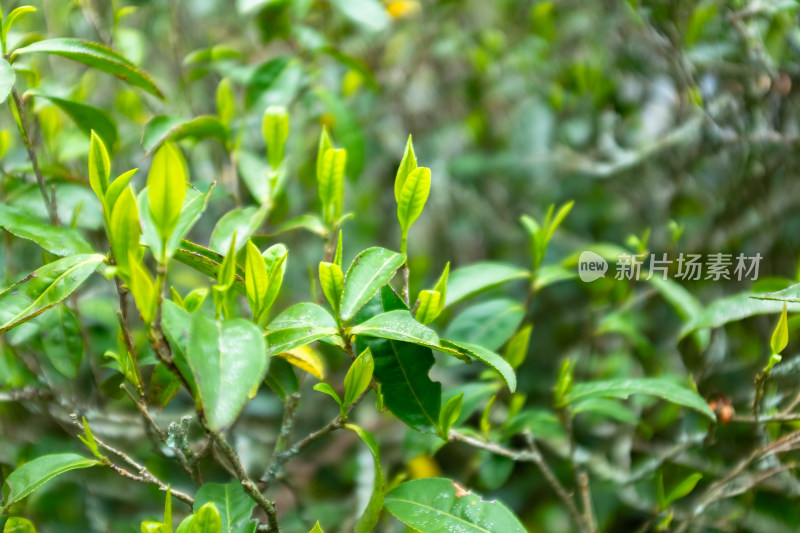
[4,0,800,531]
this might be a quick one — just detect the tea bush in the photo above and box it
[3,1,800,533]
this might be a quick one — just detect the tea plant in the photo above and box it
[4,1,800,533]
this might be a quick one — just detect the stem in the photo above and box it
[9,88,59,225]
[213,432,281,533]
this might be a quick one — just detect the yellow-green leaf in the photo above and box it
[104,168,138,214]
[397,166,430,235]
[316,127,333,187]
[129,253,156,323]
[109,187,140,277]
[216,78,235,128]
[147,143,187,251]
[318,147,347,226]
[771,302,789,355]
[263,105,289,169]
[89,130,110,202]
[245,239,268,320]
[414,290,441,325]
[394,134,417,203]
[344,347,373,408]
[319,261,344,316]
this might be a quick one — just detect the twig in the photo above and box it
[70,414,193,506]
[262,388,371,485]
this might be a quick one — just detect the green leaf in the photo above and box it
[771,303,789,354]
[355,294,441,431]
[445,262,530,309]
[345,424,385,533]
[209,206,268,255]
[445,298,525,352]
[187,312,268,431]
[270,213,327,237]
[41,305,84,378]
[27,92,117,149]
[313,382,343,409]
[319,261,344,316]
[216,233,238,292]
[0,254,104,334]
[109,186,140,276]
[316,126,333,182]
[438,393,463,439]
[161,300,198,397]
[245,240,269,321]
[317,147,347,225]
[188,503,222,533]
[194,482,256,533]
[13,38,163,98]
[503,324,531,370]
[0,57,15,105]
[265,303,339,356]
[570,397,637,424]
[3,517,36,533]
[173,240,246,295]
[3,453,98,506]
[394,135,417,203]
[351,310,456,354]
[679,292,799,339]
[562,377,716,420]
[144,115,228,156]
[263,105,289,169]
[308,522,324,533]
[331,0,390,32]
[414,290,441,325]
[341,247,405,322]
[385,478,526,533]
[147,143,187,252]
[664,473,703,507]
[442,340,517,393]
[396,166,431,236]
[2,6,37,48]
[216,78,235,127]
[344,348,373,408]
[0,204,92,256]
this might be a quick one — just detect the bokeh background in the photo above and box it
[4,0,800,531]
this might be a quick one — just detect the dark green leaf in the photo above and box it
[0,254,105,334]
[562,377,715,420]
[27,90,117,148]
[442,340,516,393]
[186,312,269,431]
[0,204,92,256]
[444,298,525,351]
[13,38,163,98]
[41,305,83,378]
[194,482,256,533]
[265,303,340,356]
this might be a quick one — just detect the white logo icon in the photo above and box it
[578,251,608,282]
